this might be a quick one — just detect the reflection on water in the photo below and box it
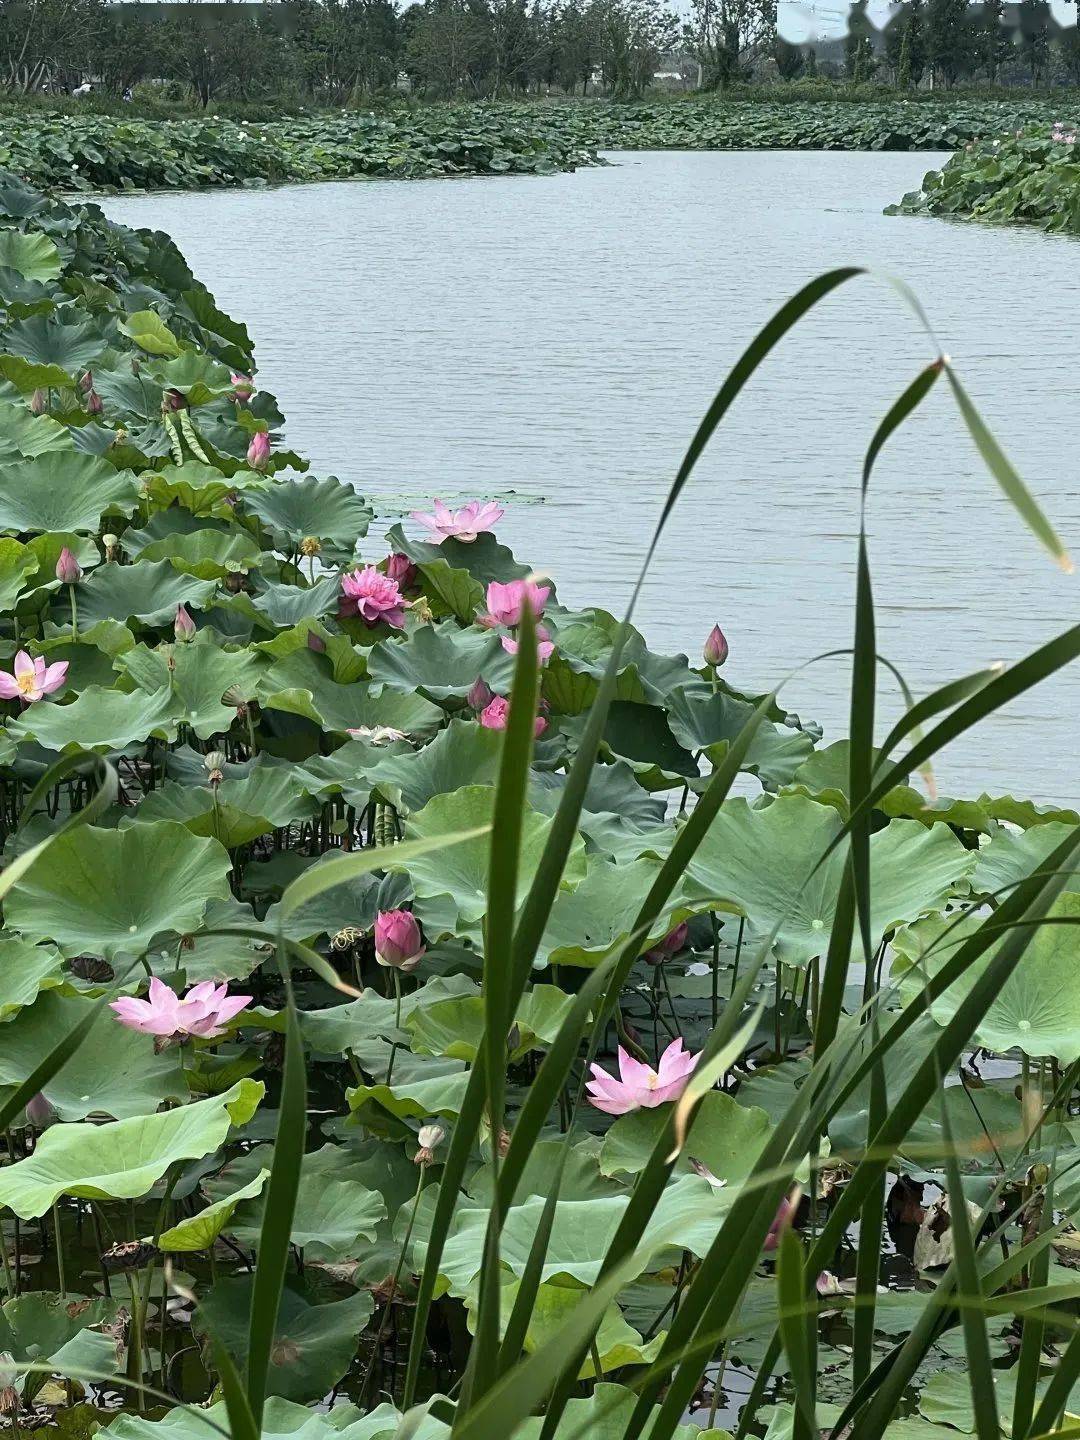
[103,152,1080,804]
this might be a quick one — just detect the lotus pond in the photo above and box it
[0,161,1079,1440]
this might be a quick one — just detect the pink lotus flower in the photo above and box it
[479,579,550,628]
[480,695,547,738]
[411,500,505,544]
[110,977,252,1040]
[55,547,82,584]
[85,387,103,417]
[586,1037,699,1115]
[374,910,425,972]
[230,373,254,402]
[704,624,728,668]
[467,677,494,711]
[385,553,417,588]
[174,604,196,641]
[501,625,555,665]
[644,921,689,964]
[339,566,407,628]
[763,1192,799,1252]
[0,651,68,704]
[247,430,271,470]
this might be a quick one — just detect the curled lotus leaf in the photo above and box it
[5,684,178,752]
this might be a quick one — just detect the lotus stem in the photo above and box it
[51,1203,66,1296]
[68,583,77,639]
[358,1165,426,1405]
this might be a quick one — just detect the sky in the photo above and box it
[777,0,1078,44]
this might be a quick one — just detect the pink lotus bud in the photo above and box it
[24,1092,56,1129]
[763,1191,800,1252]
[163,388,186,412]
[174,604,196,641]
[816,1270,843,1296]
[78,370,93,394]
[29,389,47,416]
[247,430,271,470]
[85,386,103,416]
[55,547,82,585]
[467,677,494,711]
[230,373,254,402]
[704,625,728,668]
[306,630,326,653]
[374,909,425,972]
[644,921,689,964]
[385,553,417,588]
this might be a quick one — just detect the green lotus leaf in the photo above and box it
[0,538,41,608]
[366,719,503,813]
[971,821,1080,898]
[115,640,265,737]
[0,230,61,283]
[25,531,98,583]
[122,508,233,558]
[517,1382,707,1440]
[126,764,318,847]
[146,896,268,985]
[246,574,343,627]
[387,523,528,623]
[348,1052,469,1123]
[399,785,586,938]
[230,1169,385,1261]
[366,623,504,700]
[667,688,814,791]
[0,453,138,534]
[531,759,665,831]
[107,1397,401,1440]
[153,351,234,406]
[2,312,107,379]
[77,561,218,628]
[0,1292,124,1398]
[466,1137,622,1205]
[5,820,233,957]
[685,795,975,966]
[600,1090,773,1180]
[288,976,477,1054]
[537,855,696,969]
[261,650,442,735]
[5,685,178,752]
[0,934,63,1019]
[142,462,239,517]
[0,1079,263,1218]
[138,526,263,580]
[573,700,699,790]
[918,1367,1080,1433]
[0,399,72,460]
[894,893,1080,1061]
[157,1169,269,1252]
[242,474,372,548]
[119,310,181,357]
[405,984,577,1062]
[0,992,185,1122]
[194,1278,373,1403]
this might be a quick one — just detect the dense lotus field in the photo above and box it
[10,99,1080,195]
[0,167,1079,1440]
[888,121,1080,232]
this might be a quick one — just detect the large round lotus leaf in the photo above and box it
[230,1171,385,1261]
[0,935,63,1018]
[141,462,236,516]
[248,575,343,627]
[467,1138,622,1205]
[893,892,1080,1061]
[530,759,666,830]
[0,401,72,461]
[107,1398,394,1440]
[918,1367,1080,1434]
[241,474,373,548]
[684,796,975,966]
[0,1291,125,1396]
[157,1169,269,1252]
[366,623,504,700]
[516,1382,706,1440]
[262,650,442,735]
[578,700,699,789]
[0,992,185,1122]
[0,1079,262,1218]
[285,975,476,1052]
[138,526,263,580]
[2,312,107,377]
[666,688,814,791]
[399,785,586,936]
[537,855,697,969]
[127,765,318,847]
[405,984,577,1062]
[0,538,41,609]
[599,1090,773,1181]
[348,1052,470,1123]
[5,684,178,752]
[122,508,233,559]
[0,231,61,283]
[194,1278,374,1403]
[115,641,265,738]
[971,821,1080,899]
[0,453,138,534]
[367,719,503,813]
[77,561,218,628]
[5,820,232,957]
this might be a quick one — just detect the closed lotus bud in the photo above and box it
[373,909,425,972]
[102,533,120,562]
[174,604,196,641]
[29,388,47,415]
[704,624,729,669]
[24,1091,57,1129]
[414,1121,445,1166]
[467,677,494,712]
[386,552,416,588]
[55,546,82,585]
[306,631,326,653]
[230,373,254,402]
[85,386,103,416]
[78,369,93,395]
[299,536,321,557]
[247,430,271,470]
[163,388,186,412]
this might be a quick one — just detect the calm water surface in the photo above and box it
[102,152,1080,805]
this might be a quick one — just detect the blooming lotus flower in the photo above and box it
[704,624,728,668]
[410,499,505,544]
[346,724,408,745]
[644,921,689,964]
[110,977,252,1040]
[586,1037,699,1115]
[385,552,417,588]
[374,910,425,972]
[479,579,550,628]
[174,604,196,641]
[480,695,547,738]
[0,651,68,704]
[55,547,82,584]
[501,625,555,665]
[247,430,271,470]
[339,566,407,628]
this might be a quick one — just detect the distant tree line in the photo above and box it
[0,0,1077,104]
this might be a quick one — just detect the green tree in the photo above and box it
[1018,0,1050,81]
[687,0,775,89]
[978,0,1009,79]
[926,0,973,84]
[1059,16,1080,82]
[774,33,804,77]
[844,0,876,79]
